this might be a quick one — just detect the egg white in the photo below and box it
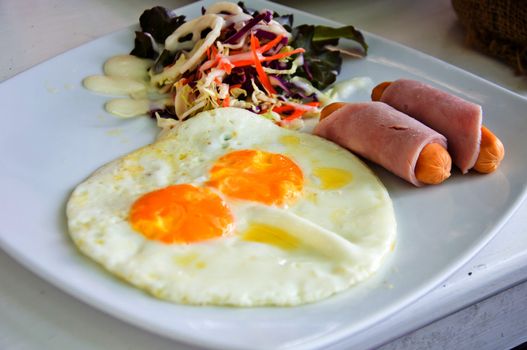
[67,107,396,306]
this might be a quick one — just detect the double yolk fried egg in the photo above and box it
[66,107,396,306]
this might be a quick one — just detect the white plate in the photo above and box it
[1,0,526,349]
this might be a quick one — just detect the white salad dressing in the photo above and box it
[325,77,374,101]
[103,55,153,80]
[83,75,146,95]
[83,55,171,118]
[105,99,150,118]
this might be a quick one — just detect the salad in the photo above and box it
[101,1,368,126]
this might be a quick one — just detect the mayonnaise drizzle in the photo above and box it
[106,97,172,118]
[83,75,146,95]
[105,98,150,118]
[325,77,374,101]
[103,55,153,80]
[83,55,170,118]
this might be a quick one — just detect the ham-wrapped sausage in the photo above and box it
[314,102,451,187]
[373,79,504,174]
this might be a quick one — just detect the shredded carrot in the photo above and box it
[261,48,305,62]
[211,45,218,58]
[202,34,302,74]
[231,59,255,67]
[250,34,276,95]
[281,109,305,123]
[198,31,312,114]
[218,58,234,74]
[273,100,321,124]
[272,105,303,122]
[228,48,305,68]
[258,34,284,53]
[282,100,320,111]
[222,94,230,107]
[272,105,294,114]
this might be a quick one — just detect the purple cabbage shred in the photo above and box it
[224,10,273,44]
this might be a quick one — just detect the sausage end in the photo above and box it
[320,102,346,121]
[473,125,505,173]
[415,143,452,185]
[371,82,392,101]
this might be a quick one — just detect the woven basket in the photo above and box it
[452,0,527,75]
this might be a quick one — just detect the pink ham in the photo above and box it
[314,102,447,187]
[380,79,482,174]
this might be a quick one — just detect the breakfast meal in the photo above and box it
[372,79,505,174]
[315,102,452,186]
[73,1,508,306]
[66,108,396,306]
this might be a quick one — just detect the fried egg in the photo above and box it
[66,107,396,306]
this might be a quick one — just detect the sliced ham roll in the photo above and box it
[379,79,482,174]
[314,102,447,187]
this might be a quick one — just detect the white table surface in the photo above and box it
[1,1,526,349]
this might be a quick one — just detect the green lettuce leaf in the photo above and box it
[139,6,186,43]
[313,25,368,53]
[130,31,157,59]
[291,24,367,90]
[130,6,186,59]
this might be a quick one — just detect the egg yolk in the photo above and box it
[313,167,353,190]
[207,150,304,206]
[242,223,300,250]
[129,184,233,244]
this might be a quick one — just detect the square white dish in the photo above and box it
[1,0,526,349]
